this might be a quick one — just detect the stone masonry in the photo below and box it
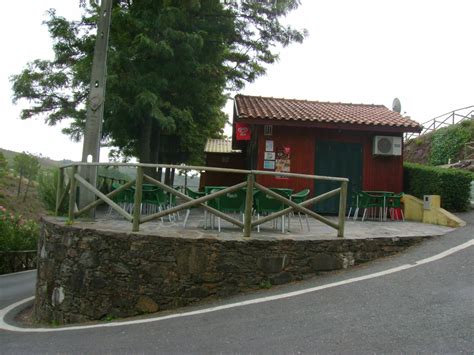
[35,218,426,324]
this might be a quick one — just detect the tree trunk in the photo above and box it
[164,168,171,186]
[148,121,161,180]
[17,173,23,196]
[138,116,151,162]
[138,115,153,178]
[23,178,31,202]
[170,168,175,187]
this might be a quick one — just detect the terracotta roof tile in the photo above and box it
[235,95,421,131]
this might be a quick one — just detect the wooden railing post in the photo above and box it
[337,180,348,238]
[68,166,78,222]
[243,173,254,238]
[132,166,143,232]
[56,167,64,216]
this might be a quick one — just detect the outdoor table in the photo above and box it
[203,186,227,229]
[131,183,159,191]
[362,191,393,221]
[204,186,227,195]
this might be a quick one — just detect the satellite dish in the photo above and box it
[392,98,402,113]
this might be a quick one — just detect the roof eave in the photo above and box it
[235,117,422,134]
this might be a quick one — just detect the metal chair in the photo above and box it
[211,188,247,232]
[387,193,404,221]
[254,188,292,233]
[358,191,384,221]
[290,189,310,231]
[183,188,205,228]
[109,183,134,215]
[148,187,169,222]
[347,192,359,220]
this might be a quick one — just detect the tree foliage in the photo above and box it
[13,152,41,200]
[11,0,306,165]
[0,152,7,178]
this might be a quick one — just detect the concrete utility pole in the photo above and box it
[79,0,113,214]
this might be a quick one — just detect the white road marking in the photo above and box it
[1,239,473,333]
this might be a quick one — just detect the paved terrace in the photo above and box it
[53,207,456,241]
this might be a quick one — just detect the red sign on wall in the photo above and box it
[235,123,251,141]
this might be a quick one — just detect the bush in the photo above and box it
[0,206,39,251]
[37,168,68,214]
[404,162,473,212]
[429,123,472,165]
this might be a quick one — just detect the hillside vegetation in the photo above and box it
[0,174,47,222]
[0,147,71,170]
[404,120,474,168]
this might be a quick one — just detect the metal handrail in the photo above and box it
[405,106,474,142]
[58,163,349,238]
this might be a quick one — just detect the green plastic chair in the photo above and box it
[387,193,404,221]
[148,187,169,222]
[347,192,359,220]
[254,188,292,233]
[183,188,205,228]
[358,191,384,221]
[110,183,134,215]
[165,187,181,221]
[142,185,160,215]
[211,188,247,232]
[291,188,310,231]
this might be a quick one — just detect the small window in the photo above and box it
[264,125,273,136]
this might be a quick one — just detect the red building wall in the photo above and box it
[200,153,246,190]
[255,125,403,194]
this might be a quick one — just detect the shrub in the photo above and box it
[429,124,471,165]
[404,162,473,212]
[37,169,68,214]
[0,206,39,251]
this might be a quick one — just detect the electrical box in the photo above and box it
[423,195,432,210]
[424,195,441,210]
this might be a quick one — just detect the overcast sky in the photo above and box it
[1,0,473,161]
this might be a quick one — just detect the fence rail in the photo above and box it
[0,250,37,275]
[58,163,349,238]
[404,105,474,142]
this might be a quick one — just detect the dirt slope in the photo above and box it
[0,174,47,221]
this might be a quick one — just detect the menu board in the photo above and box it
[275,146,290,178]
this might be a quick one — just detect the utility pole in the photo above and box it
[79,0,113,215]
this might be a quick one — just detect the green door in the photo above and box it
[314,141,363,214]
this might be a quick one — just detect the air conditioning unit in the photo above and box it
[373,136,402,156]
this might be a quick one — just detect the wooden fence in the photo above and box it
[57,163,349,238]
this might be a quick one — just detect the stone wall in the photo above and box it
[35,218,425,324]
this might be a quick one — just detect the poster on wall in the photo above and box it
[265,140,274,152]
[235,123,251,141]
[275,146,291,179]
[263,160,275,170]
[264,151,275,160]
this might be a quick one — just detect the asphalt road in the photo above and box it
[1,211,473,354]
[0,270,36,309]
